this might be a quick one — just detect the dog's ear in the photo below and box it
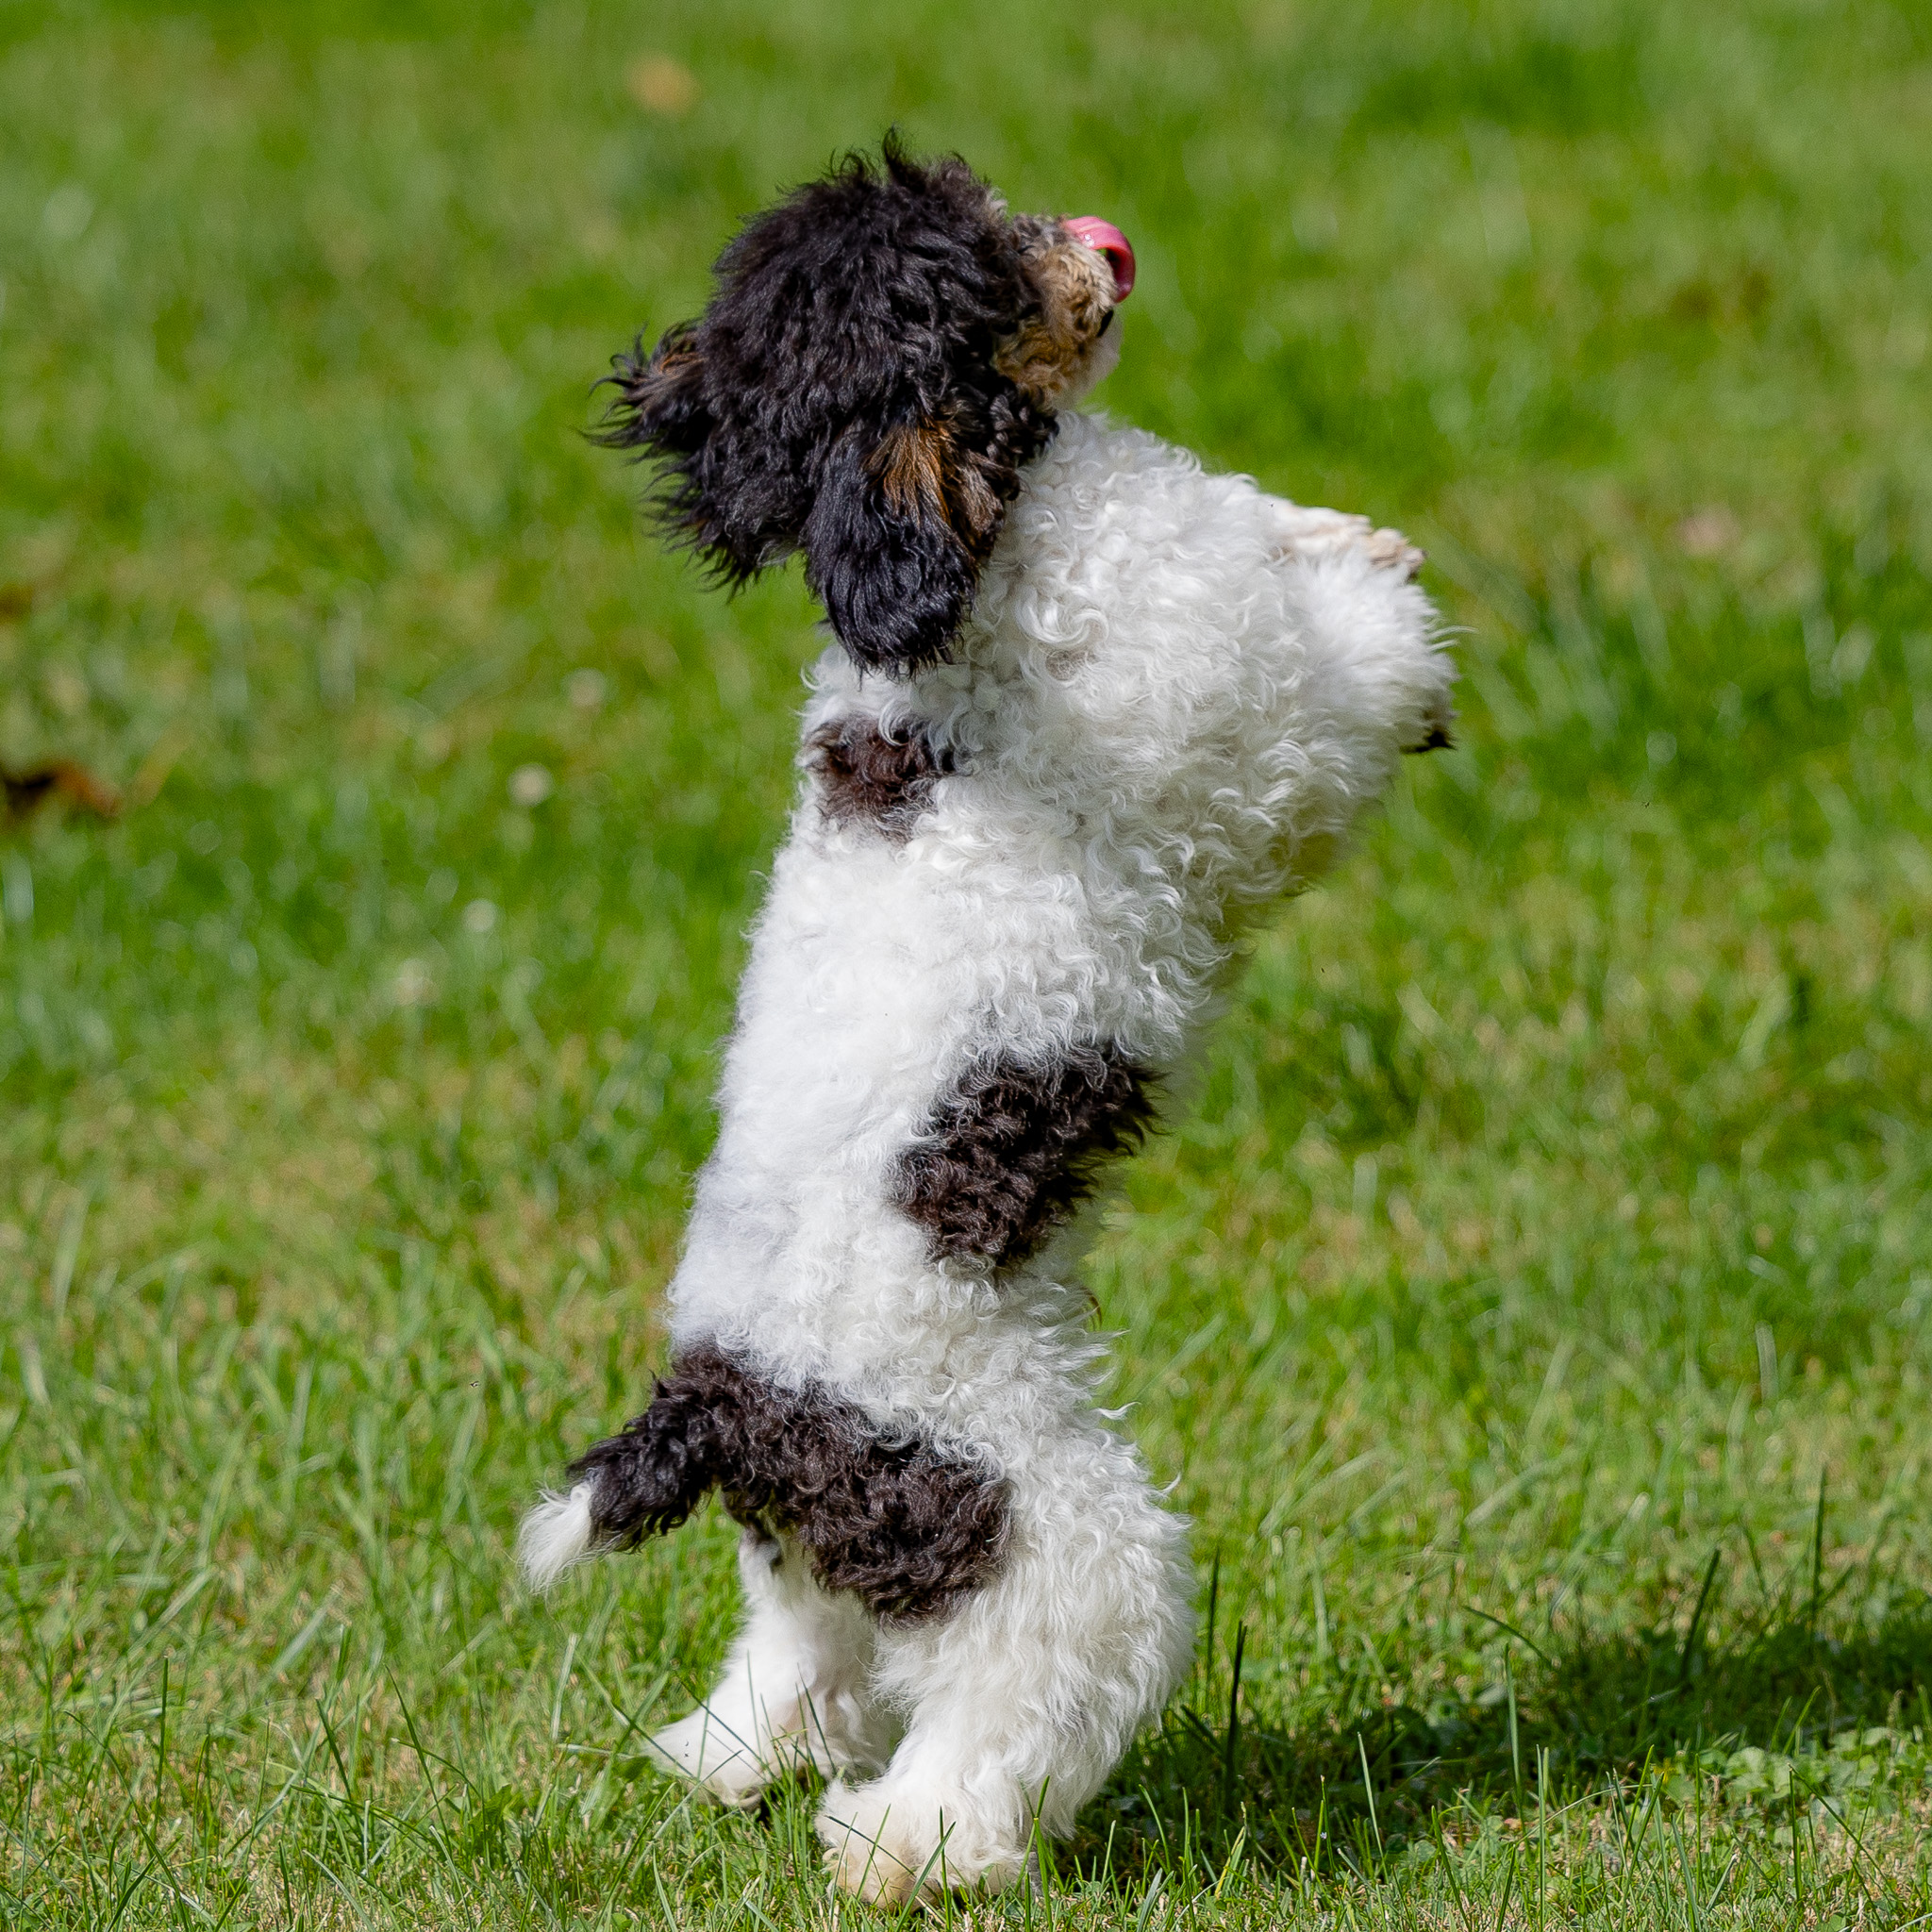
[802,413,1010,673]
[599,142,1056,674]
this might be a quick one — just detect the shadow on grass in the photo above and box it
[1076,1578,1932,1888]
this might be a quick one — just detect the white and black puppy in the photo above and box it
[521,139,1454,1901]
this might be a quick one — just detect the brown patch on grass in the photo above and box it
[626,54,699,114]
[2,759,121,819]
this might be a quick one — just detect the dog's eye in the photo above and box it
[1096,308,1115,340]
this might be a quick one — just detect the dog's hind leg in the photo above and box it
[815,1418,1193,1900]
[648,1525,894,1807]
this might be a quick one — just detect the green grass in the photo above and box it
[4,0,1932,1923]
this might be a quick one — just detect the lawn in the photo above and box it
[3,0,1931,1924]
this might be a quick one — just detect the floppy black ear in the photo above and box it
[801,417,1007,673]
[598,141,1056,671]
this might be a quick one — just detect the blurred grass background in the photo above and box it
[2,0,1930,1923]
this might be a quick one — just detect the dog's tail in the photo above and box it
[517,1481,603,1591]
[518,1373,723,1592]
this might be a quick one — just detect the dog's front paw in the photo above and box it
[1268,502,1424,579]
[1362,524,1426,578]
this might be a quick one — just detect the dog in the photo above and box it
[519,139,1454,1901]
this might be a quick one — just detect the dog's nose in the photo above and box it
[1062,218,1135,301]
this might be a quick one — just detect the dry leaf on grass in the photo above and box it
[626,54,699,114]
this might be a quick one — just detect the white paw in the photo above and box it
[1362,524,1427,578]
[1271,502,1424,578]
[1403,697,1457,755]
[816,1777,1024,1902]
[645,1707,775,1810]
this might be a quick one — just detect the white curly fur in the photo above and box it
[533,409,1453,1899]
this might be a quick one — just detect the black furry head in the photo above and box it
[597,138,1125,673]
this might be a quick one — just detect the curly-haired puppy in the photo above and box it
[521,139,1454,1901]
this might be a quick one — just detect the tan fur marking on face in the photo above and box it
[996,229,1117,406]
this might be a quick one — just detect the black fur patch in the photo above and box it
[804,715,953,840]
[593,138,1058,674]
[568,1341,1009,1624]
[893,1046,1158,1267]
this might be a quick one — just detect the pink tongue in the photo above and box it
[1062,216,1136,300]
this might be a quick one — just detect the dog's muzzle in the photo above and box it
[1063,217,1136,301]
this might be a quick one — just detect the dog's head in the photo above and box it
[598,138,1135,674]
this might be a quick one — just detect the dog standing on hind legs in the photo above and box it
[518,139,1455,1901]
